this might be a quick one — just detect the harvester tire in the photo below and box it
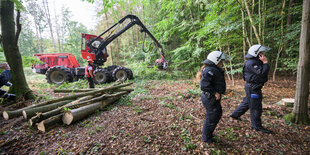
[125,68,133,79]
[46,66,73,84]
[94,68,111,84]
[112,67,128,81]
[106,65,118,72]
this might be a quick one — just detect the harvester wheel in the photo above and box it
[125,68,133,79]
[94,68,110,84]
[106,65,118,72]
[112,67,129,81]
[46,66,73,84]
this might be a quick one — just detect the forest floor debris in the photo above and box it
[0,79,309,154]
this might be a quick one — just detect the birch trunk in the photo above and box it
[243,0,261,44]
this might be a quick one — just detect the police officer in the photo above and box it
[229,45,272,134]
[200,51,231,143]
[85,59,95,88]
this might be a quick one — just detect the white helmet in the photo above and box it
[203,51,231,65]
[247,44,270,58]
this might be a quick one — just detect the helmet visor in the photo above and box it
[220,53,232,61]
[257,45,271,53]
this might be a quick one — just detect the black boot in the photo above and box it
[228,114,242,121]
[3,93,16,100]
[253,127,272,134]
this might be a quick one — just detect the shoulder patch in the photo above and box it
[253,65,258,69]
[207,71,214,76]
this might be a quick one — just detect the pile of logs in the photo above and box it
[2,82,133,132]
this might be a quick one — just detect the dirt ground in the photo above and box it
[0,78,310,154]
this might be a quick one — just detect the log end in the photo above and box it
[3,111,9,120]
[37,121,46,132]
[62,112,73,125]
[22,110,27,119]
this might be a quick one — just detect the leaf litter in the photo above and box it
[0,79,309,154]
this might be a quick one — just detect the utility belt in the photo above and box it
[246,82,263,90]
[203,91,217,105]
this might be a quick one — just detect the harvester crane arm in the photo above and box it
[87,14,168,69]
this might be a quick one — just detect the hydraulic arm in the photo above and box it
[87,14,168,69]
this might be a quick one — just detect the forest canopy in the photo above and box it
[16,0,302,78]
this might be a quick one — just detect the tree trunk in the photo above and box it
[287,0,310,125]
[34,20,42,53]
[286,0,294,26]
[243,0,261,44]
[238,0,252,47]
[273,0,286,81]
[241,0,247,61]
[54,6,62,53]
[228,46,235,86]
[63,96,120,125]
[105,13,114,65]
[42,0,56,52]
[0,0,35,99]
[22,100,73,119]
[250,0,255,44]
[262,0,266,44]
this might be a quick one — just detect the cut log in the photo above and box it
[54,87,134,93]
[67,91,130,109]
[63,95,122,125]
[37,114,63,132]
[35,82,133,107]
[3,106,31,120]
[54,89,93,93]
[29,95,94,126]
[22,100,73,119]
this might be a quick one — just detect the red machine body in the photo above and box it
[34,53,80,68]
[33,53,80,74]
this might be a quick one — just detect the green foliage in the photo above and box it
[22,56,43,67]
[218,128,238,141]
[18,0,303,81]
[180,128,196,151]
[186,88,201,96]
[57,79,88,90]
[0,52,6,63]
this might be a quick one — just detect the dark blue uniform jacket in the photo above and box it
[243,57,269,84]
[200,65,226,95]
